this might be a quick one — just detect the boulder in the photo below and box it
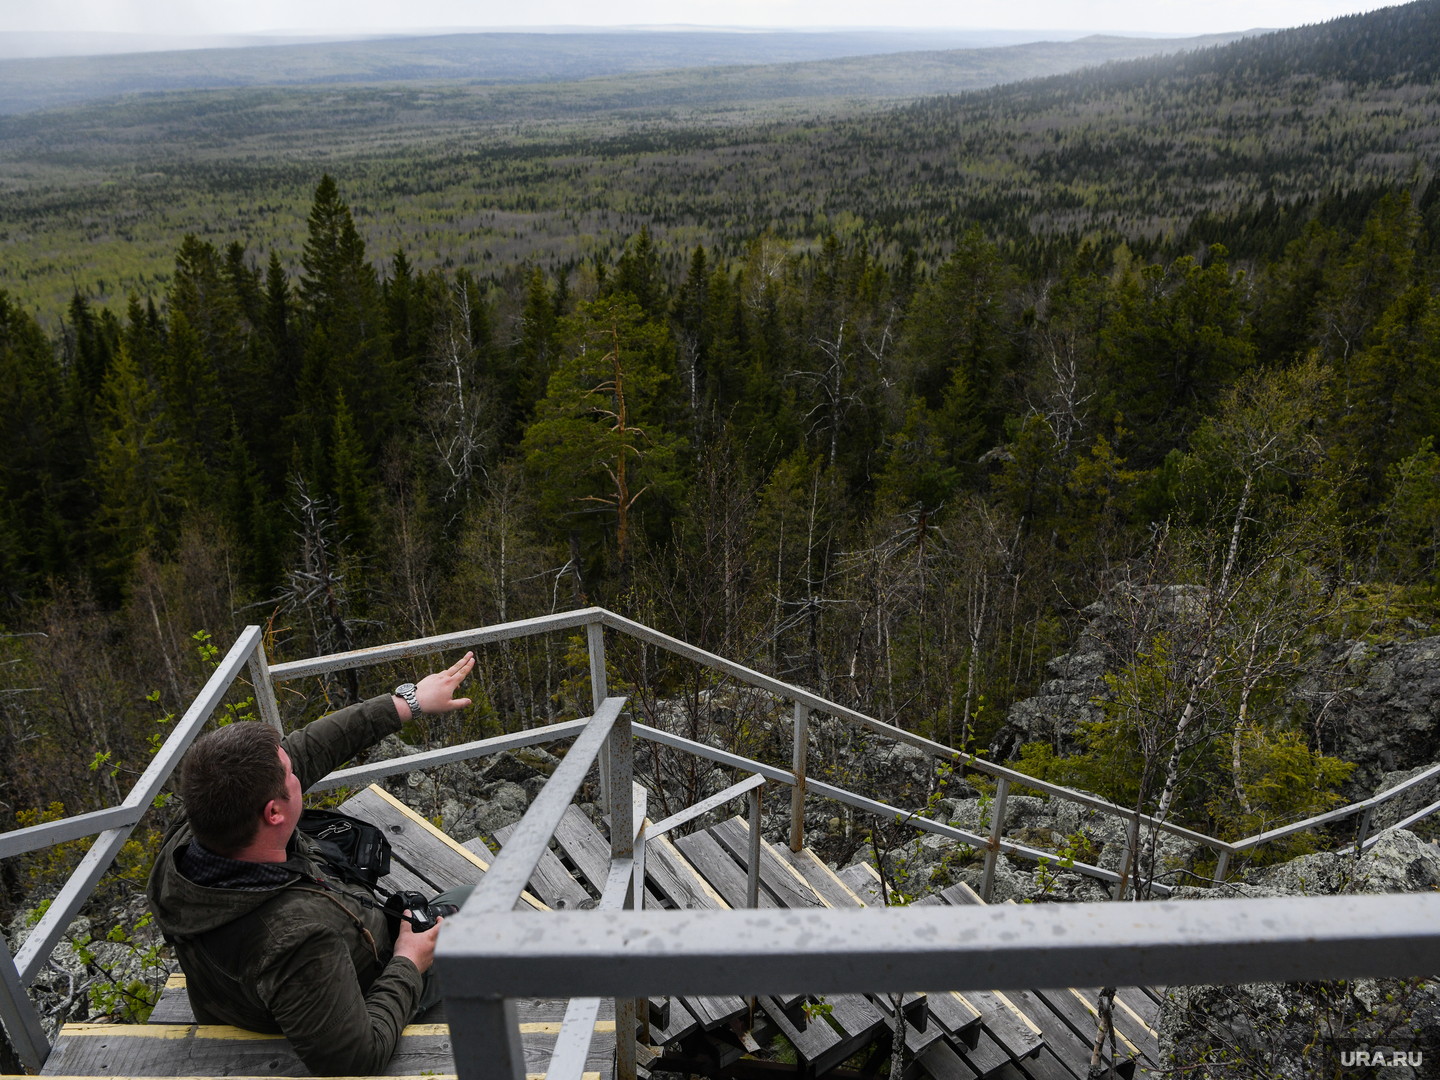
[1303,636,1440,798]
[1160,830,1440,1074]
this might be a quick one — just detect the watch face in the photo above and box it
[396,682,416,695]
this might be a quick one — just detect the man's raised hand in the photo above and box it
[396,651,476,720]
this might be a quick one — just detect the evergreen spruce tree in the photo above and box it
[296,175,389,450]
[94,343,180,588]
[222,419,282,589]
[159,310,225,495]
[331,391,373,557]
[516,267,557,415]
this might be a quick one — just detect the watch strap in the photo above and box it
[395,683,422,717]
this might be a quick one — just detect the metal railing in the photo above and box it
[437,891,1440,1080]
[5,605,1440,1074]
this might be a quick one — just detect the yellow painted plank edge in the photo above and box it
[1114,993,1160,1041]
[25,1075,599,1080]
[364,784,548,912]
[729,818,829,905]
[59,1021,615,1040]
[791,846,867,908]
[651,829,731,910]
[164,973,186,989]
[1065,987,1142,1058]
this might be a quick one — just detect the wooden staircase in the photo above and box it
[36,785,1164,1080]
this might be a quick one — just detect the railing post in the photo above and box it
[606,710,636,1080]
[790,703,809,852]
[1212,848,1231,887]
[589,620,611,805]
[979,777,1010,904]
[448,997,528,1080]
[1356,805,1376,854]
[248,638,282,732]
[1,946,50,1073]
[747,785,763,909]
[631,782,650,1046]
[1114,816,1139,901]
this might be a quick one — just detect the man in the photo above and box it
[146,652,476,1075]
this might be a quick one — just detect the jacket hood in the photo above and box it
[146,819,314,939]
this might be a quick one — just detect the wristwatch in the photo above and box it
[394,682,422,718]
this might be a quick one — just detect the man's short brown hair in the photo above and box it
[177,722,287,855]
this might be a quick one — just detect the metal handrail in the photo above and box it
[7,605,1440,1074]
[437,893,1440,1000]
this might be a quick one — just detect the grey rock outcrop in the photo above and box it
[1305,636,1440,800]
[1160,830,1440,1075]
[993,648,1110,760]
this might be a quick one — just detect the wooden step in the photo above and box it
[488,825,592,910]
[673,828,781,910]
[43,1005,615,1077]
[551,804,665,908]
[773,846,867,910]
[708,818,826,909]
[339,784,546,911]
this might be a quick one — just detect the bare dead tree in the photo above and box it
[278,475,371,705]
[426,277,496,505]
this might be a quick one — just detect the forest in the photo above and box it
[3,3,1439,317]
[3,0,1440,942]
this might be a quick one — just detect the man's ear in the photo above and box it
[261,799,286,826]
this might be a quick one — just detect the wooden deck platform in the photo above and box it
[37,784,1165,1080]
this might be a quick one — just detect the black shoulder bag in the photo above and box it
[296,808,393,890]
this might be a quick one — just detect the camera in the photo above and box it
[385,890,460,934]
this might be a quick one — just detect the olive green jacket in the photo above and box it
[146,695,423,1076]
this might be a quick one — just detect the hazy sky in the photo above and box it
[0,0,1399,36]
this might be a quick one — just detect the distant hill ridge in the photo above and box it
[0,27,1257,115]
[956,0,1440,105]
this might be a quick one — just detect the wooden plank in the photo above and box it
[808,993,888,1075]
[1072,989,1156,1065]
[1057,989,1147,1065]
[341,784,546,911]
[673,829,780,910]
[757,995,844,1068]
[938,882,985,906]
[835,862,887,906]
[926,993,983,1047]
[645,831,731,911]
[548,803,665,908]
[959,1028,1016,1079]
[965,991,1042,1061]
[552,803,615,893]
[379,859,437,898]
[1017,1046,1081,1080]
[680,993,750,1033]
[1113,989,1159,1037]
[827,849,995,1061]
[626,832,746,1040]
[488,827,593,911]
[921,1038,979,1080]
[871,992,945,1057]
[647,996,701,1046]
[147,984,195,1026]
[1002,989,1117,1080]
[709,818,825,909]
[779,847,868,909]
[516,997,614,1025]
[1033,990,1141,1066]
[42,1019,616,1078]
